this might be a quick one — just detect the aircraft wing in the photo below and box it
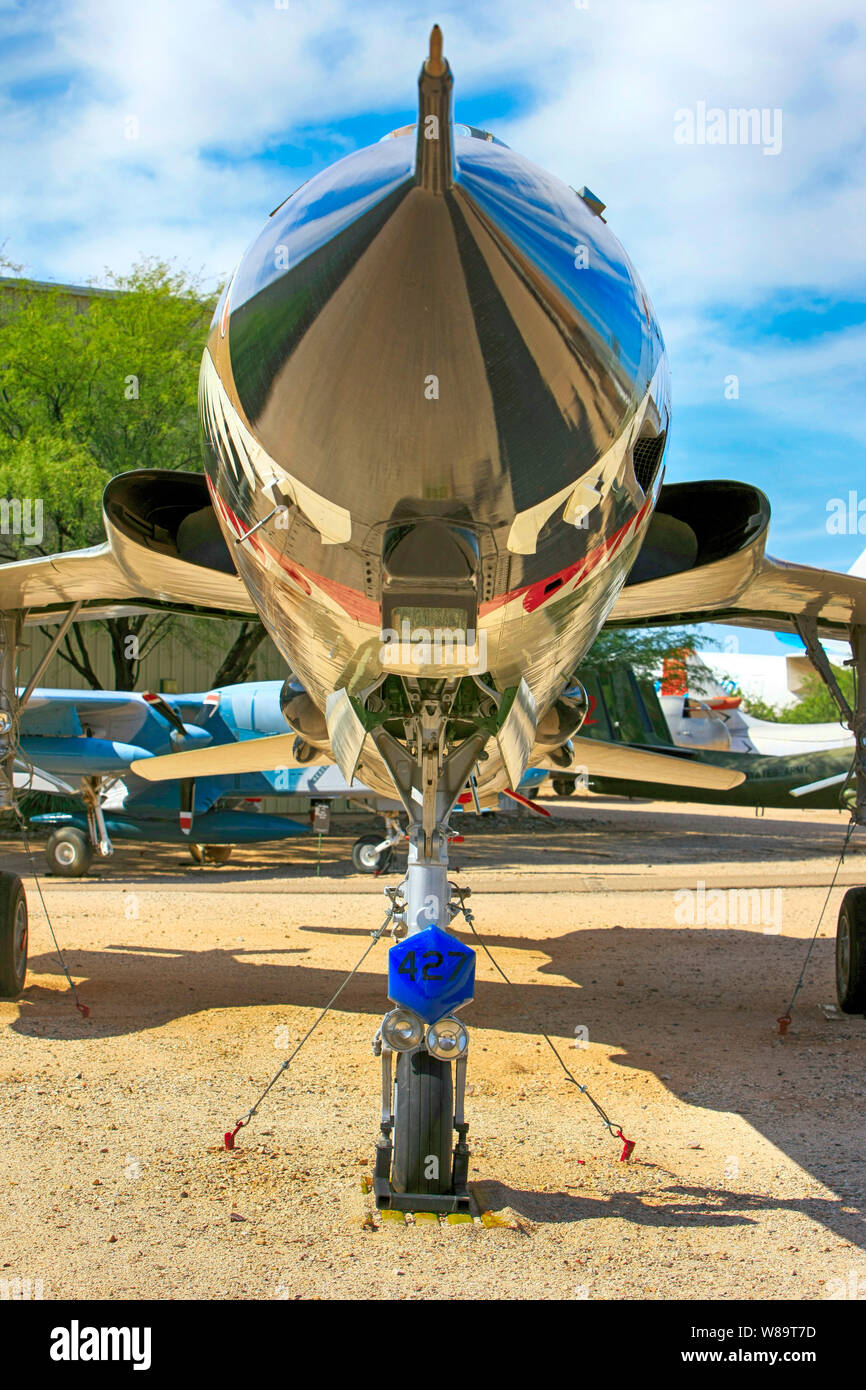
[0,471,256,622]
[0,541,255,622]
[19,688,152,740]
[612,554,866,639]
[130,733,332,781]
[609,481,866,640]
[537,736,745,791]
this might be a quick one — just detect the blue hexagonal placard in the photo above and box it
[388,925,475,1024]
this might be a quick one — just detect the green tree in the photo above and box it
[0,260,266,688]
[583,626,714,684]
[743,665,853,724]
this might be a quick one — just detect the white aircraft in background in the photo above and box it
[661,548,866,756]
[658,653,854,757]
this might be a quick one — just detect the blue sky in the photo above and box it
[2,0,865,655]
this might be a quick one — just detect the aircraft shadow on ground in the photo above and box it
[11,920,866,1249]
[468,1178,861,1240]
[1,803,859,884]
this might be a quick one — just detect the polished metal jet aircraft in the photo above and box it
[3,27,866,1212]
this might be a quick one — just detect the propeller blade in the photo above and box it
[142,690,187,738]
[789,771,849,798]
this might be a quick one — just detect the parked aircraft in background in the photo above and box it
[656,650,854,757]
[15,678,554,875]
[547,660,855,811]
[12,681,401,875]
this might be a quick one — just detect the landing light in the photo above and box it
[426,1016,469,1060]
[381,1007,425,1052]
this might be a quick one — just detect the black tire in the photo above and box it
[391,1049,454,1196]
[351,833,394,874]
[552,777,576,797]
[836,887,866,1013]
[45,827,92,877]
[0,871,28,998]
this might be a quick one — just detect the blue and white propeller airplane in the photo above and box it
[14,677,548,875]
[13,680,406,875]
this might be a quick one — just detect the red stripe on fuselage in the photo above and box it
[207,480,651,628]
[207,478,378,623]
[479,495,652,617]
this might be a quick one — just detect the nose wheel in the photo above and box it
[374,1036,472,1215]
[0,871,28,998]
[371,875,476,1214]
[391,1051,455,1195]
[334,681,504,1213]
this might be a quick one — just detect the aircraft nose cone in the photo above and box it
[216,148,652,523]
[202,31,665,568]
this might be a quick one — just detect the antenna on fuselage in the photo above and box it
[415,24,454,193]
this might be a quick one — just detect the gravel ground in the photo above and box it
[2,798,865,1301]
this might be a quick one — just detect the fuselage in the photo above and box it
[201,101,670,797]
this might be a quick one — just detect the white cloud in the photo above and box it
[2,0,547,284]
[4,0,864,311]
[498,0,866,313]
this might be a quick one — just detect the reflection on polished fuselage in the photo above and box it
[200,100,670,798]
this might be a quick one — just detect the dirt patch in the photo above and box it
[1,798,865,1300]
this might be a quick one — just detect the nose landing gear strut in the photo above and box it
[325,673,536,1212]
[371,859,476,1215]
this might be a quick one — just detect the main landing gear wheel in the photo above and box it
[0,871,28,998]
[352,833,395,875]
[45,827,92,878]
[189,844,234,865]
[836,887,866,1014]
[390,1050,454,1197]
[552,777,576,797]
